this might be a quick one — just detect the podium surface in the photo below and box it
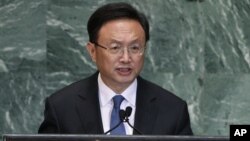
[3,134,229,141]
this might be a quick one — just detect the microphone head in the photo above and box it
[119,109,126,121]
[125,106,132,117]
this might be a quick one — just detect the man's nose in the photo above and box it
[120,48,131,62]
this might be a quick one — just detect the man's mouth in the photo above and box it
[116,68,132,75]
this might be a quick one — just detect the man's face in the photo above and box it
[87,19,146,93]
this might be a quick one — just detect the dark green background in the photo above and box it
[0,0,250,136]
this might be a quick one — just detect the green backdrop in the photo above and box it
[0,0,250,136]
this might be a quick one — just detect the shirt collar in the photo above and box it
[98,73,137,107]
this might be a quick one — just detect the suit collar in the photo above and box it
[77,71,99,99]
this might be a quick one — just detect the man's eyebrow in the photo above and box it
[107,39,122,44]
[108,38,142,44]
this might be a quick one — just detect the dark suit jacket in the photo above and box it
[38,72,193,135]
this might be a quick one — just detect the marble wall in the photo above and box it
[0,0,250,137]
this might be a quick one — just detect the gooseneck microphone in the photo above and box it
[104,106,143,135]
[104,108,127,134]
[122,107,143,135]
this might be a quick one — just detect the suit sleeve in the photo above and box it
[38,97,60,133]
[175,102,193,135]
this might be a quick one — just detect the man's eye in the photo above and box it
[110,46,121,50]
[130,46,140,51]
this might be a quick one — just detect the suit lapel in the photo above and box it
[75,72,104,134]
[134,76,159,135]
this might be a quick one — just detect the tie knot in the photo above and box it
[112,95,124,109]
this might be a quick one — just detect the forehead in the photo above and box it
[97,19,145,42]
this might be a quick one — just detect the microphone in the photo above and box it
[104,109,127,134]
[104,106,143,135]
[122,106,143,135]
[124,107,132,120]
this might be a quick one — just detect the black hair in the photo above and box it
[87,2,149,43]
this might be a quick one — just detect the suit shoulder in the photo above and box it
[48,73,98,103]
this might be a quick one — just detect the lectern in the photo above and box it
[3,134,229,141]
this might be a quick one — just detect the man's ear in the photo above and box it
[86,42,96,62]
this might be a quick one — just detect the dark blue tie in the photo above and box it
[110,95,126,135]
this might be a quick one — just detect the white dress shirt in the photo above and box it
[98,73,137,135]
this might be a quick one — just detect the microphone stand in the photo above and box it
[104,107,143,135]
[123,107,143,135]
[124,116,142,135]
[104,121,123,134]
[104,110,126,134]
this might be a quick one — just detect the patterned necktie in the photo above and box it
[110,95,126,135]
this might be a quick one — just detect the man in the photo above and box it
[39,2,193,135]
